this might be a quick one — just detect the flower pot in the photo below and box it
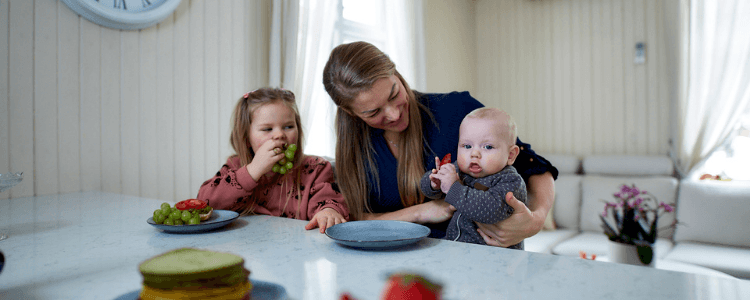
[608,240,655,267]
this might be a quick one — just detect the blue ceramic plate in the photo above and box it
[146,210,240,233]
[325,220,431,249]
[113,279,288,300]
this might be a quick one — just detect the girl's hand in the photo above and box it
[475,192,534,247]
[433,163,459,194]
[305,208,347,233]
[415,199,456,224]
[246,140,287,180]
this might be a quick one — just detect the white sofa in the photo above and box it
[526,154,750,280]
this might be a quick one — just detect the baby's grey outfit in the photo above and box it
[420,163,527,249]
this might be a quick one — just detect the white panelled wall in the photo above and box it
[1,0,270,200]
[474,0,674,156]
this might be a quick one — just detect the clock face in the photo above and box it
[61,0,182,30]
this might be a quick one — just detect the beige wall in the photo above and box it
[422,0,477,93]
[0,0,271,200]
[473,0,677,156]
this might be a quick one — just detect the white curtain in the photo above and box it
[269,0,299,89]
[271,0,425,158]
[677,0,750,176]
[292,0,339,158]
[383,0,426,92]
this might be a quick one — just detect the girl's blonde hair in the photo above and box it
[322,41,433,220]
[229,88,305,217]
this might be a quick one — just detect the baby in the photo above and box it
[420,107,527,248]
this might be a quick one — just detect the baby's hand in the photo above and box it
[305,208,347,233]
[429,157,441,190]
[434,163,459,194]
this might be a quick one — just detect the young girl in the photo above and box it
[197,88,349,233]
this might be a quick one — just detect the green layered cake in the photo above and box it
[138,248,252,300]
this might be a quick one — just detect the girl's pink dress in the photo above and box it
[197,155,349,220]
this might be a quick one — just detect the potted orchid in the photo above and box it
[600,184,677,266]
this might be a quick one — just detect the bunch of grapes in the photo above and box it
[152,202,207,226]
[272,144,297,175]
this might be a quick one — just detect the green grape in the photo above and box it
[163,218,174,226]
[154,209,162,218]
[156,214,166,224]
[285,150,295,160]
[279,158,287,165]
[160,202,170,211]
[174,219,184,226]
[189,216,201,225]
[279,167,287,175]
[288,144,297,152]
[181,210,191,222]
[272,165,280,173]
[170,210,181,220]
[285,162,293,170]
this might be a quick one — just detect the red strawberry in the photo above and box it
[439,153,452,167]
[381,273,442,300]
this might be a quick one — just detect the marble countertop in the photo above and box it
[1,191,749,300]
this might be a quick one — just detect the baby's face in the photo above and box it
[456,117,514,178]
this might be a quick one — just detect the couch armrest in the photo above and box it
[674,179,750,247]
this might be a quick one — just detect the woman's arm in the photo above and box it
[361,199,456,224]
[475,171,555,247]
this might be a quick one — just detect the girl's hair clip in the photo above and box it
[243,92,250,99]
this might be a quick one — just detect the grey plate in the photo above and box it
[113,279,288,300]
[146,210,240,233]
[325,220,431,249]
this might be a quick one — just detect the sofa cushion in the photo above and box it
[551,231,674,259]
[525,229,578,254]
[674,179,750,247]
[579,175,678,239]
[552,175,582,230]
[583,155,673,176]
[541,154,580,174]
[664,242,750,279]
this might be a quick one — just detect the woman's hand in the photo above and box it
[415,199,456,224]
[305,208,347,233]
[475,192,536,247]
[475,172,555,247]
[246,140,287,181]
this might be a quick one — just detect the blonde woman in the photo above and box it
[322,42,557,246]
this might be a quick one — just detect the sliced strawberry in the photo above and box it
[439,153,452,167]
[382,273,442,300]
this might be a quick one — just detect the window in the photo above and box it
[699,112,750,180]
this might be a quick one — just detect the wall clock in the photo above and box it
[61,0,182,31]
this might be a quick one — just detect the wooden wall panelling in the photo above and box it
[157,15,176,201]
[204,1,220,182]
[0,0,9,200]
[100,27,122,194]
[9,0,34,198]
[218,0,233,163]
[140,27,158,199]
[173,0,191,200]
[610,0,626,154]
[232,0,246,155]
[81,18,103,192]
[34,0,59,196]
[553,0,573,154]
[58,0,81,194]
[572,0,594,155]
[121,30,140,197]
[189,0,207,197]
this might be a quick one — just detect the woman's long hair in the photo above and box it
[322,41,431,220]
[229,88,305,217]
